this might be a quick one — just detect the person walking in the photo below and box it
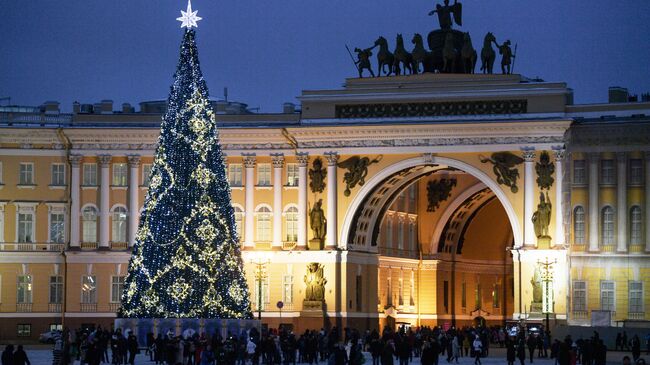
[527,335,537,363]
[1,345,14,365]
[631,335,641,362]
[472,336,482,365]
[517,339,527,365]
[506,339,516,365]
[13,345,30,365]
[451,336,460,364]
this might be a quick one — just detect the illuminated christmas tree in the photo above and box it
[119,5,252,319]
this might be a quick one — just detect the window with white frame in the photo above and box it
[286,163,299,186]
[601,207,615,246]
[19,163,34,185]
[573,160,586,184]
[82,206,98,243]
[629,281,643,314]
[256,206,271,241]
[18,212,34,243]
[573,281,587,311]
[17,324,31,337]
[49,276,63,304]
[81,275,97,304]
[142,164,152,186]
[601,159,615,185]
[233,206,243,242]
[83,163,97,186]
[285,206,298,242]
[112,207,127,242]
[397,219,405,250]
[49,212,65,243]
[629,159,643,185]
[253,275,269,310]
[574,206,585,244]
[630,206,642,245]
[228,164,243,186]
[17,275,33,303]
[282,275,293,304]
[257,164,271,186]
[111,276,125,303]
[112,163,127,186]
[600,281,615,312]
[51,163,65,185]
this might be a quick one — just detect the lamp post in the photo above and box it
[538,257,556,334]
[251,257,269,320]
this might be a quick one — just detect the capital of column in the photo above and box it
[69,154,84,167]
[271,153,285,168]
[242,153,256,168]
[127,155,141,167]
[520,147,536,162]
[324,152,339,166]
[587,152,600,162]
[616,151,627,162]
[296,152,309,167]
[551,146,565,161]
[98,154,112,167]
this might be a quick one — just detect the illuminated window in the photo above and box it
[49,213,65,243]
[629,281,643,314]
[19,163,34,185]
[573,206,585,244]
[233,206,244,242]
[572,281,586,312]
[601,207,615,246]
[286,163,299,186]
[475,282,482,309]
[285,206,298,242]
[257,164,271,186]
[81,276,97,304]
[386,274,392,306]
[111,207,127,243]
[49,276,63,304]
[51,163,65,185]
[397,219,404,250]
[17,275,33,304]
[398,276,404,306]
[17,324,31,337]
[18,213,34,243]
[111,276,125,303]
[600,159,615,185]
[282,275,293,304]
[83,163,97,186]
[600,281,615,312]
[461,282,467,308]
[573,159,586,185]
[228,163,242,186]
[630,206,642,245]
[82,206,98,243]
[112,163,127,186]
[256,206,271,242]
[253,275,269,311]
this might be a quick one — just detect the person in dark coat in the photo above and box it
[12,345,30,365]
[380,340,395,365]
[127,333,139,365]
[506,339,516,365]
[333,343,348,365]
[516,339,526,365]
[420,340,435,365]
[1,345,14,365]
[631,335,641,362]
[526,335,536,363]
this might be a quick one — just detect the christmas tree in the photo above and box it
[119,8,252,319]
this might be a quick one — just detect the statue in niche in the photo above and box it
[338,155,383,197]
[304,262,327,302]
[531,267,543,304]
[535,151,555,190]
[309,199,326,246]
[532,191,552,240]
[426,178,457,212]
[479,152,524,193]
[309,157,327,194]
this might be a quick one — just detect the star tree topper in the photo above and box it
[177,0,202,28]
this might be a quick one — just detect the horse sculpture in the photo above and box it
[374,36,395,76]
[460,32,477,74]
[442,32,457,73]
[411,33,430,74]
[393,34,413,76]
[480,32,496,74]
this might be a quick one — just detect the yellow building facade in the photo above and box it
[0,74,648,341]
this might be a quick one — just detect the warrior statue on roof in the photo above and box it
[428,0,462,30]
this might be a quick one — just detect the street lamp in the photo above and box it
[537,257,557,334]
[250,255,270,320]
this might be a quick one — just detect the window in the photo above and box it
[82,206,98,243]
[601,159,615,185]
[630,206,643,245]
[50,213,65,243]
[398,277,404,306]
[17,275,33,303]
[629,281,643,314]
[601,207,615,246]
[397,219,404,250]
[83,163,97,186]
[256,206,271,241]
[111,276,125,303]
[286,163,299,186]
[228,164,242,186]
[356,275,363,311]
[111,207,127,242]
[282,275,293,304]
[493,284,500,308]
[461,282,467,308]
[18,213,34,243]
[17,324,31,337]
[81,276,97,304]
[573,160,586,185]
[386,275,393,306]
[600,281,615,312]
[409,271,415,306]
[257,164,271,186]
[233,206,243,242]
[408,222,416,251]
[112,163,127,186]
[51,163,65,185]
[285,206,298,242]
[573,206,585,244]
[49,324,63,331]
[629,159,643,185]
[253,276,269,310]
[142,164,152,186]
[19,163,34,185]
[573,281,587,311]
[49,276,63,304]
[475,283,482,309]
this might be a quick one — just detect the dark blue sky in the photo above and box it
[1,1,649,113]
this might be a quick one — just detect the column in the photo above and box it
[69,154,83,249]
[521,148,536,247]
[127,155,140,247]
[296,153,309,248]
[588,152,600,252]
[645,152,650,252]
[616,152,627,252]
[271,154,284,248]
[324,152,339,248]
[243,154,256,247]
[552,147,565,246]
[98,155,112,249]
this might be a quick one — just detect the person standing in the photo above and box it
[631,335,641,362]
[127,333,138,365]
[517,339,527,365]
[1,345,14,365]
[472,336,482,365]
[527,334,536,363]
[13,345,30,365]
[451,335,460,364]
[506,338,516,365]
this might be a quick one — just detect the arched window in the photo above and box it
[630,206,643,246]
[601,206,615,246]
[82,206,97,243]
[111,207,127,243]
[285,206,298,242]
[573,206,585,244]
[256,206,271,242]
[233,206,244,242]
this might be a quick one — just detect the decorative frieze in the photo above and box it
[335,99,528,119]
